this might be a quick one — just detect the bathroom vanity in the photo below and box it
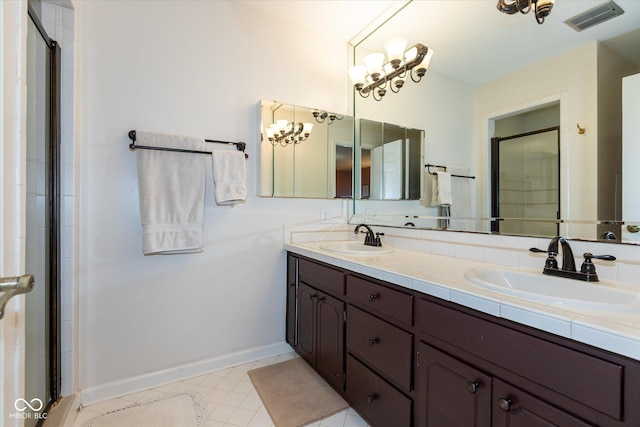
[285,245,640,427]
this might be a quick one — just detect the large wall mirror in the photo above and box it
[351,0,640,244]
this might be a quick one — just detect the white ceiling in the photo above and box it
[241,0,640,85]
[236,0,396,42]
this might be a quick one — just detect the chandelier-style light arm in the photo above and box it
[496,0,554,24]
[358,43,429,97]
[266,121,313,146]
[497,0,532,15]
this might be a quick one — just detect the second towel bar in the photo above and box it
[426,163,475,179]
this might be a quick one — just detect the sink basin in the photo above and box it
[319,241,394,255]
[464,267,640,312]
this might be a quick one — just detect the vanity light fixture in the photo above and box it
[312,110,344,125]
[265,120,313,146]
[349,38,433,101]
[496,0,555,24]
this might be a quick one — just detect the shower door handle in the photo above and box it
[0,275,35,319]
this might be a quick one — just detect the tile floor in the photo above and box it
[73,352,369,427]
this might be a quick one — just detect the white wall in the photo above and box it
[76,0,347,402]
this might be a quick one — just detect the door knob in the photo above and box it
[466,381,480,393]
[367,393,378,404]
[0,274,35,319]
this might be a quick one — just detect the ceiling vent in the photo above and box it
[564,1,625,32]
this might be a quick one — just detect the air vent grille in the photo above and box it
[565,0,625,32]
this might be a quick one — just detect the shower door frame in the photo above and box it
[490,126,561,236]
[27,3,62,417]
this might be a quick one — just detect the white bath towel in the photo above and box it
[449,167,474,230]
[431,171,452,206]
[136,130,205,255]
[211,151,247,205]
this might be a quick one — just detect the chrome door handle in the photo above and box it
[0,275,35,319]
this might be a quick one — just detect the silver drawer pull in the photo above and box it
[369,293,379,301]
[368,337,379,346]
[498,398,512,412]
[0,275,35,319]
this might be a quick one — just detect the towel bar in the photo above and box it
[426,163,475,179]
[128,130,248,158]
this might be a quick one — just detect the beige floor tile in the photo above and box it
[74,353,369,427]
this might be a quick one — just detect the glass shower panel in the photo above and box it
[497,129,559,237]
[25,17,52,425]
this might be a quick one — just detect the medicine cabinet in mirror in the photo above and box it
[258,100,425,203]
[259,100,354,199]
[351,0,640,243]
[357,119,424,201]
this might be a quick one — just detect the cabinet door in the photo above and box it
[493,379,595,427]
[316,292,345,391]
[286,254,297,346]
[296,282,317,365]
[416,342,491,427]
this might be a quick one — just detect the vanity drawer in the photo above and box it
[417,298,624,420]
[298,258,345,297]
[347,274,413,326]
[346,354,412,427]
[347,305,413,390]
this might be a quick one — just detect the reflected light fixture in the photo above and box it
[312,110,344,125]
[349,38,433,101]
[265,120,313,146]
[497,0,555,24]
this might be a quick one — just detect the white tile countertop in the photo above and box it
[284,240,640,361]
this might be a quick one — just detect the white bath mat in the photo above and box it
[82,393,206,427]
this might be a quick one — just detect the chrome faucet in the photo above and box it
[354,224,384,247]
[530,236,615,282]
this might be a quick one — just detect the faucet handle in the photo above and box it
[580,252,616,280]
[529,247,559,269]
[584,253,616,261]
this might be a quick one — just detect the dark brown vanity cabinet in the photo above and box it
[289,255,346,392]
[286,254,640,427]
[416,341,492,426]
[415,342,594,426]
[344,274,415,426]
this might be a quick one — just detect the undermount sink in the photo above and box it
[319,241,394,255]
[464,267,640,312]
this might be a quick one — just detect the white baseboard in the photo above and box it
[79,341,292,406]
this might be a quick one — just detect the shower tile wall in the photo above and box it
[40,2,77,396]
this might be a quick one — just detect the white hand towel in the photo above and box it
[431,171,452,206]
[211,151,247,205]
[136,130,205,255]
[449,167,474,230]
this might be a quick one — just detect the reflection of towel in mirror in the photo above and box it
[431,171,452,206]
[136,130,205,255]
[211,151,247,205]
[449,167,473,230]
